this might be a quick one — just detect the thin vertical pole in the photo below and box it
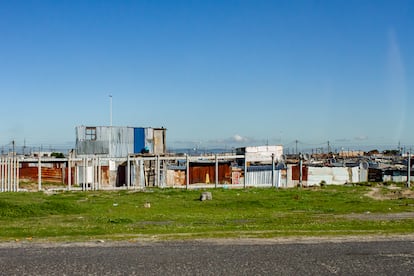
[38,155,42,191]
[408,152,411,188]
[7,158,10,191]
[244,155,247,189]
[6,158,9,191]
[68,156,72,191]
[92,157,96,190]
[186,155,189,190]
[140,158,144,188]
[10,158,14,192]
[215,154,218,188]
[13,157,17,192]
[83,157,87,191]
[98,157,101,190]
[277,167,281,189]
[299,154,303,188]
[160,158,165,188]
[271,153,275,188]
[2,158,5,192]
[11,157,14,192]
[1,158,3,192]
[127,155,130,189]
[17,158,19,191]
[156,155,160,188]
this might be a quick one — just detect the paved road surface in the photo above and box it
[0,238,413,275]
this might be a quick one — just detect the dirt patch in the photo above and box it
[365,186,414,201]
[2,234,414,248]
[342,212,414,221]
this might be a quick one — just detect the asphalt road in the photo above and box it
[0,238,413,275]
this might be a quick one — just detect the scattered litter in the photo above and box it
[144,202,151,208]
[113,203,118,207]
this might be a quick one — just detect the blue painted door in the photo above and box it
[134,128,145,153]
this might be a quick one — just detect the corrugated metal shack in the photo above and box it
[383,169,413,182]
[75,126,166,158]
[237,145,284,164]
[287,165,361,187]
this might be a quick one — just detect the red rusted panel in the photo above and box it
[63,167,76,185]
[291,165,308,181]
[189,162,232,184]
[20,165,110,185]
[101,166,110,185]
[20,167,64,183]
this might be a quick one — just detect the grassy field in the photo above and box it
[0,184,413,242]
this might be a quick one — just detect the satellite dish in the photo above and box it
[303,153,310,161]
[360,161,369,170]
[280,154,286,162]
[330,158,336,164]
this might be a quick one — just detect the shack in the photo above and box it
[75,126,166,158]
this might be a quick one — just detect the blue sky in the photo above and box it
[0,0,413,152]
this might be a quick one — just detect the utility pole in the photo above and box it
[327,141,330,154]
[295,140,298,155]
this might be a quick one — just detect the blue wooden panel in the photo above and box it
[134,128,145,153]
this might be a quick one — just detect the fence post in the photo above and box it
[2,158,5,192]
[97,156,102,190]
[14,157,19,192]
[93,157,97,190]
[83,157,87,191]
[156,155,160,188]
[138,158,143,188]
[68,156,72,191]
[38,155,42,191]
[408,152,411,188]
[127,155,130,189]
[272,153,275,188]
[215,154,218,188]
[186,154,189,190]
[299,154,303,188]
[0,158,3,192]
[244,154,247,189]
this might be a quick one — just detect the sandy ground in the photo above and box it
[365,185,414,200]
[1,234,414,248]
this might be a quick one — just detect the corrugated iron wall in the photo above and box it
[20,167,63,183]
[245,166,284,186]
[189,162,231,184]
[76,126,166,157]
[76,126,134,157]
[153,128,166,155]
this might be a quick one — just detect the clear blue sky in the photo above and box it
[1,0,413,152]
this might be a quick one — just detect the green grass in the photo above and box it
[0,185,413,242]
